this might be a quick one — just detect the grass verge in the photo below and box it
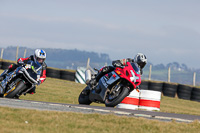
[0,106,200,133]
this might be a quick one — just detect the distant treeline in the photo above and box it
[0,46,111,69]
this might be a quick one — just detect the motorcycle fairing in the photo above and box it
[89,71,121,103]
[114,62,141,89]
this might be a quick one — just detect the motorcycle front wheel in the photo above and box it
[5,80,26,98]
[105,86,129,107]
[78,86,92,105]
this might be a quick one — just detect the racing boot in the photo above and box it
[81,78,97,95]
[89,78,97,88]
[81,66,114,95]
[81,76,100,95]
[27,86,36,94]
[83,69,107,95]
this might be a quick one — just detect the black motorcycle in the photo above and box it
[0,60,41,98]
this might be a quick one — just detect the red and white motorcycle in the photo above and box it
[78,62,141,107]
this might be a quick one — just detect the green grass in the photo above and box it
[0,107,200,133]
[1,69,200,132]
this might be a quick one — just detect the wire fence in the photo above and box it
[142,65,200,86]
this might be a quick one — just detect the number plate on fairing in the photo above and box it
[106,71,120,85]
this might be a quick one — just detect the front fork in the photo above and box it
[0,69,8,78]
[0,70,18,94]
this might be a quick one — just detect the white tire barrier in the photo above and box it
[117,90,161,111]
[75,67,86,84]
[117,89,139,110]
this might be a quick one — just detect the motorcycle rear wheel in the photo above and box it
[105,87,129,107]
[5,80,26,98]
[78,86,92,105]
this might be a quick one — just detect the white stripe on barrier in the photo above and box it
[77,69,85,80]
[75,73,85,84]
[75,67,86,84]
[139,90,161,101]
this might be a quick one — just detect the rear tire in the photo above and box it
[105,87,129,107]
[78,86,92,105]
[5,80,27,98]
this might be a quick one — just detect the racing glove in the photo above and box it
[127,58,134,63]
[17,61,25,66]
[112,61,122,67]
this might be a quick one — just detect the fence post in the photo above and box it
[168,67,171,82]
[23,49,27,58]
[16,46,19,61]
[193,72,196,86]
[86,58,90,69]
[148,65,152,80]
[0,48,4,59]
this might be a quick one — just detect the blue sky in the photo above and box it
[0,0,200,68]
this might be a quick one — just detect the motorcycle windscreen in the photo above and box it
[131,63,140,74]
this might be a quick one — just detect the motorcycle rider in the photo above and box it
[82,53,147,95]
[0,49,47,95]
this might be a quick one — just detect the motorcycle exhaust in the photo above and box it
[85,69,91,85]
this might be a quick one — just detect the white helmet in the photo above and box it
[34,49,46,64]
[134,53,147,69]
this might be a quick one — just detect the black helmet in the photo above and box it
[134,53,147,69]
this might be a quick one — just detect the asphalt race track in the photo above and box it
[0,98,200,123]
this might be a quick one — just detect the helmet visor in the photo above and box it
[36,57,45,64]
[137,62,146,69]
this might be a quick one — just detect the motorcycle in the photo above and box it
[0,60,41,98]
[78,62,141,107]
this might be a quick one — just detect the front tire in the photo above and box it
[78,86,92,105]
[5,80,27,98]
[105,87,129,107]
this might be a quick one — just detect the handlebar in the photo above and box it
[116,66,125,69]
[94,68,99,72]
